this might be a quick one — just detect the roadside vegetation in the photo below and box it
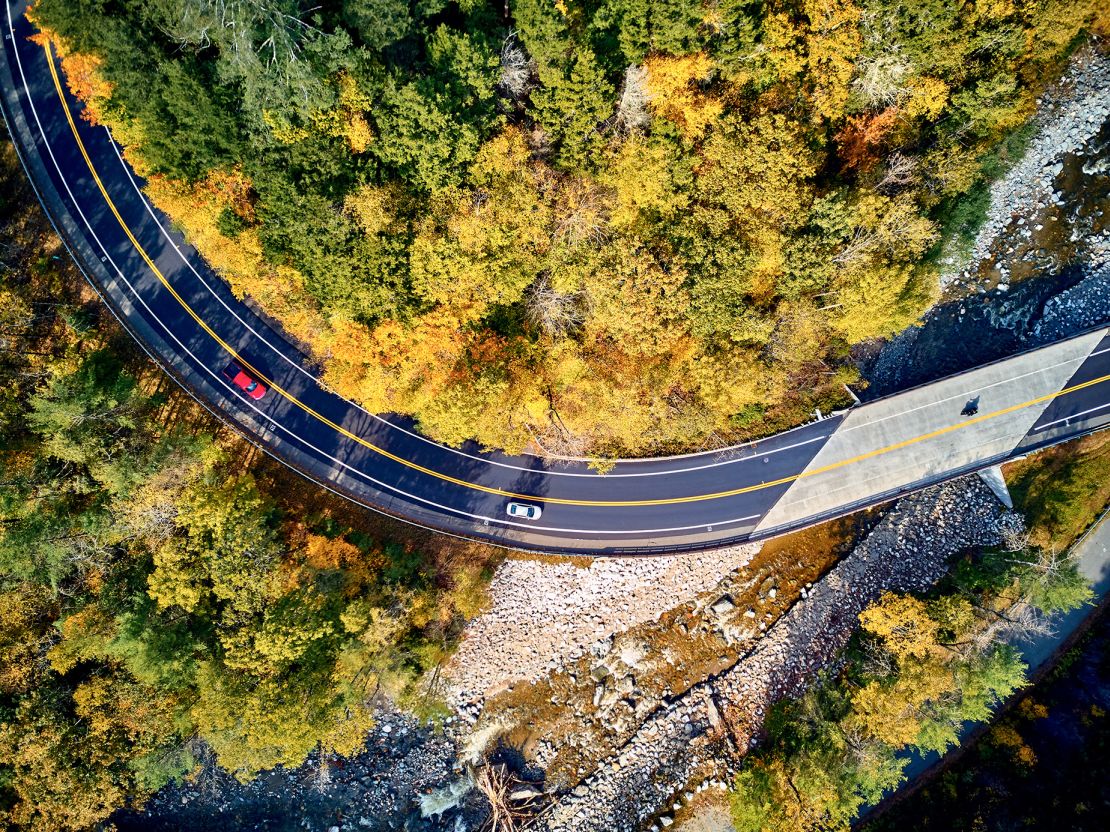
[28,0,1110,456]
[0,143,499,831]
[727,441,1105,831]
[1006,431,1110,550]
[849,438,1110,832]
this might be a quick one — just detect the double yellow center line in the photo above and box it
[44,43,1110,510]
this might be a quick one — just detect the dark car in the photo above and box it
[221,360,267,400]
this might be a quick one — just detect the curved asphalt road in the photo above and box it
[3,0,1109,555]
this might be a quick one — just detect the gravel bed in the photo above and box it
[442,546,758,713]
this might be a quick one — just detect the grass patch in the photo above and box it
[1005,432,1110,550]
[979,120,1039,181]
[933,182,993,261]
[930,118,1039,264]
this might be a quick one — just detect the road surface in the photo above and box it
[2,0,1109,555]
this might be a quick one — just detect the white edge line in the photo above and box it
[1033,400,1110,432]
[1029,345,1110,431]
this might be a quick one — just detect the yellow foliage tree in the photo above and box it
[189,661,374,779]
[0,694,127,831]
[344,182,407,236]
[689,347,773,415]
[147,538,206,612]
[769,299,833,371]
[922,142,984,199]
[757,11,809,86]
[599,138,689,231]
[803,0,863,122]
[1023,0,1108,66]
[833,262,923,342]
[699,114,818,234]
[849,660,955,746]
[859,592,943,662]
[643,53,724,139]
[320,311,465,414]
[830,194,939,342]
[409,173,548,321]
[904,76,951,121]
[0,587,51,695]
[989,723,1038,768]
[72,675,180,768]
[583,245,693,358]
[417,367,540,453]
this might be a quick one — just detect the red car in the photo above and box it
[221,360,267,400]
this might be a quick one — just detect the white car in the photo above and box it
[506,501,542,520]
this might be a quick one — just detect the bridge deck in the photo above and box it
[756,328,1110,534]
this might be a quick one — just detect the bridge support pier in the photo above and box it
[977,465,1014,510]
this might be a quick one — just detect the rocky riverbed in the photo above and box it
[943,45,1110,293]
[113,709,481,832]
[531,479,1020,832]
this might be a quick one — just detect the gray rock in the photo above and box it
[711,595,735,615]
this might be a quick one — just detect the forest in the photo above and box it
[0,143,498,830]
[28,0,1110,456]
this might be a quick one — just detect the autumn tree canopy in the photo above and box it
[29,0,1109,455]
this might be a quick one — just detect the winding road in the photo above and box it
[3,0,1110,555]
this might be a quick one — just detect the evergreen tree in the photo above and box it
[531,51,614,170]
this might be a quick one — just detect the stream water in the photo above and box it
[860,120,1110,399]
